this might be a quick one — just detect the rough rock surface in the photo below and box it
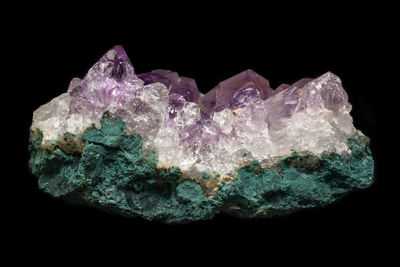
[29,45,374,223]
[29,116,373,223]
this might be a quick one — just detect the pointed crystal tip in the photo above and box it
[201,69,273,112]
[85,45,135,82]
[137,69,201,103]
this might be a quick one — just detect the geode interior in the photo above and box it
[29,45,374,223]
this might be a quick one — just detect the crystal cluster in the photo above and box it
[29,45,374,222]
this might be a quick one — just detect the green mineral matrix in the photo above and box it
[29,46,374,223]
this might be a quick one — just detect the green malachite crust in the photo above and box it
[29,117,374,223]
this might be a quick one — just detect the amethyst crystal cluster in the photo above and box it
[29,46,374,222]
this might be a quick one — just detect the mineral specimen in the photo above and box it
[29,45,374,223]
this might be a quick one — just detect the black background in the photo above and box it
[7,3,395,261]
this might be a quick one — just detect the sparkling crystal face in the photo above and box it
[137,70,200,103]
[201,69,274,112]
[231,87,261,108]
[32,45,359,184]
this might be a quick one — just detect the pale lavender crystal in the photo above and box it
[298,76,348,112]
[67,45,143,115]
[137,70,200,103]
[278,78,313,117]
[201,69,274,112]
[86,45,135,82]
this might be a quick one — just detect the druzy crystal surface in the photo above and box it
[29,45,374,223]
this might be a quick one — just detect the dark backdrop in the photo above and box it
[8,3,394,261]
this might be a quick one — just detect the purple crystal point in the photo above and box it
[201,69,273,112]
[67,77,83,95]
[137,70,200,103]
[231,87,261,108]
[137,73,159,85]
[66,45,144,117]
[297,72,348,112]
[85,45,135,82]
[138,70,178,87]
[276,77,313,117]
